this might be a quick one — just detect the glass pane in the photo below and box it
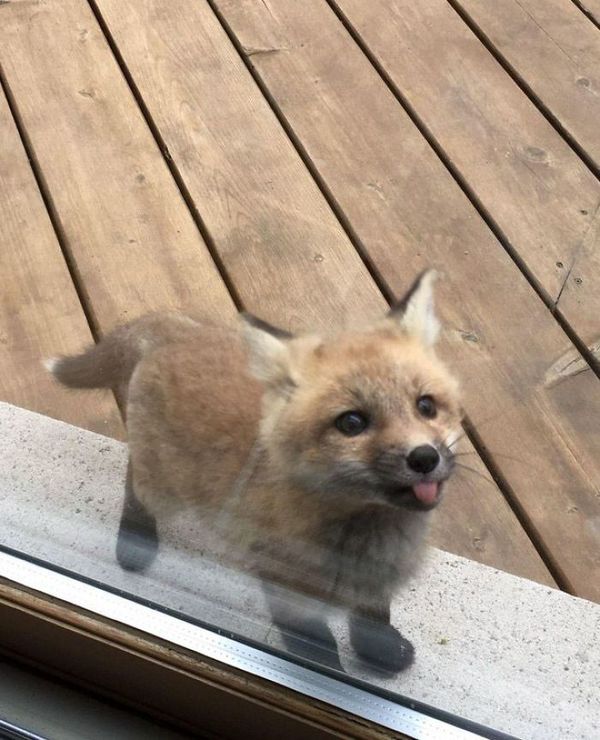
[1,0,599,738]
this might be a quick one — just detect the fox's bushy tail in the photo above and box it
[47,312,199,392]
[47,326,139,390]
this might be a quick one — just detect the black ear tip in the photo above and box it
[240,312,294,340]
[388,269,437,317]
[240,311,256,325]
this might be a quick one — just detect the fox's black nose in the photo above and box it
[407,445,440,474]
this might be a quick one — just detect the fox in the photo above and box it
[47,270,462,674]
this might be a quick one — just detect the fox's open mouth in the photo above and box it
[387,480,446,510]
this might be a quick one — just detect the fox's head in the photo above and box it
[242,271,462,511]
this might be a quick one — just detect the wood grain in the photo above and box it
[454,0,600,170]
[83,0,555,586]
[0,86,122,437]
[209,0,600,596]
[0,0,236,341]
[330,0,600,349]
[91,0,385,333]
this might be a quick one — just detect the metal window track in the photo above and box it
[0,718,48,740]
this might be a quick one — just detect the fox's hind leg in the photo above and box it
[262,580,344,673]
[116,461,159,572]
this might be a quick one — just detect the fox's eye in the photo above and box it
[335,411,369,436]
[416,395,437,419]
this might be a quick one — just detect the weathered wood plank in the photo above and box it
[81,0,555,585]
[208,0,600,597]
[330,0,600,350]
[0,86,122,438]
[0,0,236,343]
[573,0,600,25]
[92,0,386,333]
[454,0,600,171]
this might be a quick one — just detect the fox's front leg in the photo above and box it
[116,461,159,572]
[349,599,414,674]
[261,580,344,673]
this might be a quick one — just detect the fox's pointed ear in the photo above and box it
[388,270,440,346]
[241,313,295,387]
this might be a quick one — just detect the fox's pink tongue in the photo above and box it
[413,481,439,504]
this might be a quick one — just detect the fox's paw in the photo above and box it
[116,522,159,572]
[350,618,415,674]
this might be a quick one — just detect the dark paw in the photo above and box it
[116,524,158,572]
[278,619,345,673]
[350,618,414,674]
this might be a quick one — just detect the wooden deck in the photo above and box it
[1,0,599,601]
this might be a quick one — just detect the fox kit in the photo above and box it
[49,270,461,673]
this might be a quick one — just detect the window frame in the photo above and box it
[0,550,508,740]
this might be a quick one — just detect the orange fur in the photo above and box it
[50,273,462,611]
